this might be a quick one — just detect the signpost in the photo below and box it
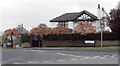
[100,18,105,48]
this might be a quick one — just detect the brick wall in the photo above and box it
[42,40,120,47]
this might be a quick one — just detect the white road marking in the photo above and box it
[13,62,23,64]
[24,50,45,52]
[89,57,97,59]
[40,50,45,52]
[43,61,48,62]
[75,56,82,57]
[57,53,83,58]
[94,56,101,58]
[57,53,62,54]
[57,60,65,61]
[110,55,117,57]
[99,57,106,59]
[70,59,77,60]
[84,57,91,59]
[28,62,33,63]
[57,53,67,56]
[69,55,75,56]
[61,54,67,55]
[104,55,110,57]
[80,58,88,60]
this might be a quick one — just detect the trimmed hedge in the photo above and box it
[19,32,120,42]
[19,33,30,43]
[43,32,120,40]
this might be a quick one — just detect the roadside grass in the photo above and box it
[64,46,120,49]
[32,46,120,49]
[2,46,120,50]
[2,47,22,49]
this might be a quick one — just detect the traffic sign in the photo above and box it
[100,19,105,28]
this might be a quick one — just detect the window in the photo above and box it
[58,22,68,27]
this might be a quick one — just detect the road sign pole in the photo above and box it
[100,18,105,48]
[101,28,103,48]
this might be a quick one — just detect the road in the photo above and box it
[2,48,119,64]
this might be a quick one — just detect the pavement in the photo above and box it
[25,47,118,52]
[0,47,2,66]
[2,48,119,64]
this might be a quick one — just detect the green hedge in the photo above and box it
[43,32,120,40]
[19,33,30,43]
[19,32,120,42]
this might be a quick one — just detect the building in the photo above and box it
[16,24,28,34]
[50,4,111,32]
[118,1,120,9]
[0,37,2,46]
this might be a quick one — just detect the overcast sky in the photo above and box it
[0,0,119,32]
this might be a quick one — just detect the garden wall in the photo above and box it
[42,40,120,47]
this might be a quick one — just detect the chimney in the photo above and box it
[102,7,104,18]
[98,4,100,9]
[97,4,101,20]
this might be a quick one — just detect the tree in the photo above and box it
[51,26,71,47]
[38,23,47,28]
[2,28,21,48]
[28,26,71,47]
[52,26,71,35]
[28,27,52,47]
[108,9,120,33]
[72,21,97,35]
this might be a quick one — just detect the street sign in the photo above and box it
[85,40,95,44]
[100,19,105,28]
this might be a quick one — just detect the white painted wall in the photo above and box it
[50,21,111,32]
[91,21,101,32]
[50,22,58,28]
[73,22,78,29]
[68,21,73,29]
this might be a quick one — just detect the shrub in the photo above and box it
[19,33,30,43]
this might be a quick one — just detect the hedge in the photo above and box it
[43,32,120,40]
[19,32,120,42]
[19,33,30,43]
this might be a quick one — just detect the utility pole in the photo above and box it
[101,27,103,48]
[100,19,105,48]
[22,24,23,34]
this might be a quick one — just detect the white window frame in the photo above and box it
[58,22,68,28]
